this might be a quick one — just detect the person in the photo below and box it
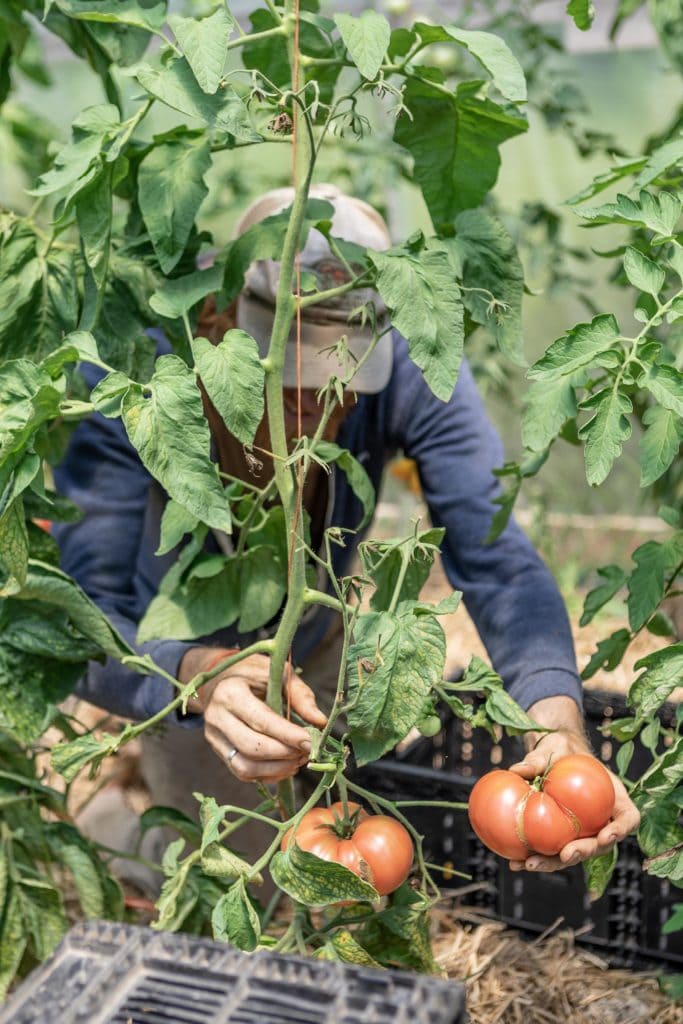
[54,184,639,886]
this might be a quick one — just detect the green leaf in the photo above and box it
[54,0,167,32]
[76,165,113,291]
[0,359,63,465]
[415,23,526,102]
[271,844,379,906]
[201,843,255,881]
[639,406,683,487]
[237,545,286,634]
[630,643,683,716]
[15,560,133,659]
[449,209,525,365]
[138,555,239,642]
[168,8,234,94]
[330,929,382,968]
[566,0,596,30]
[615,739,634,776]
[638,363,683,418]
[56,842,104,917]
[90,370,132,418]
[135,58,260,140]
[0,886,27,1000]
[584,846,617,901]
[484,687,545,733]
[156,500,199,556]
[221,198,333,303]
[528,314,620,382]
[149,264,223,320]
[0,498,29,595]
[334,11,390,80]
[191,331,265,446]
[139,805,202,845]
[662,904,683,935]
[347,608,446,765]
[139,134,211,274]
[581,628,631,679]
[1,599,101,662]
[627,532,683,630]
[580,565,627,626]
[315,441,375,529]
[50,731,118,782]
[0,646,82,745]
[0,219,79,362]
[577,190,682,237]
[356,884,435,972]
[522,379,577,452]
[29,103,121,205]
[369,240,464,400]
[17,877,67,961]
[361,527,443,612]
[211,879,261,951]
[394,76,526,227]
[623,246,665,297]
[578,387,632,486]
[122,354,232,533]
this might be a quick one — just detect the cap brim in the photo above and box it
[236,293,392,395]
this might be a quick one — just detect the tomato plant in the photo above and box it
[468,756,615,859]
[0,0,681,996]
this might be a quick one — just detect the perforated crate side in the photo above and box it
[0,920,466,1024]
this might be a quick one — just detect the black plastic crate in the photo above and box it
[352,688,683,971]
[0,920,466,1024]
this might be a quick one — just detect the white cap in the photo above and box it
[235,183,393,393]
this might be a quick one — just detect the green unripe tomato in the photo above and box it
[417,714,442,737]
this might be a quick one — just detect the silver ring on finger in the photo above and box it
[226,746,239,772]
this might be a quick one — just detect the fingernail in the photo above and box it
[299,739,311,752]
[568,853,581,866]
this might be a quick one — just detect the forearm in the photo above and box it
[524,695,590,753]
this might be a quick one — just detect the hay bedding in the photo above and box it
[432,905,683,1024]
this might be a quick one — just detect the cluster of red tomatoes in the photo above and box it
[468,755,615,858]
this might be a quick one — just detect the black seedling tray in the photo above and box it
[352,688,682,971]
[0,920,466,1024]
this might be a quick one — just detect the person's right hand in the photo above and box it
[179,648,327,782]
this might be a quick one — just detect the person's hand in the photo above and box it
[179,648,327,783]
[507,721,640,875]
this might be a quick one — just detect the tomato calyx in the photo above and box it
[317,803,365,840]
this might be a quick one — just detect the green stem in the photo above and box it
[387,548,411,615]
[227,23,289,50]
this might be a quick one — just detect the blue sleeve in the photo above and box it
[52,364,199,725]
[389,340,582,712]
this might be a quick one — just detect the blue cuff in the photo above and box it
[140,640,205,729]
[508,668,583,713]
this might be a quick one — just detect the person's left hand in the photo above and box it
[507,728,640,875]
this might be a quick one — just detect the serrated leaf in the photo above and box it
[138,555,239,642]
[0,359,62,462]
[577,189,682,237]
[201,843,256,881]
[331,929,382,968]
[135,58,260,140]
[139,135,211,274]
[54,0,167,32]
[633,136,683,191]
[448,209,525,364]
[347,608,446,765]
[630,643,683,716]
[271,844,379,906]
[415,23,526,102]
[580,565,627,626]
[76,165,113,292]
[528,314,620,382]
[122,355,231,533]
[522,379,577,451]
[17,877,67,961]
[149,264,223,320]
[334,11,390,80]
[639,405,683,486]
[211,878,261,950]
[623,246,665,296]
[369,241,464,399]
[394,76,526,227]
[157,500,199,556]
[578,387,632,486]
[90,370,132,418]
[192,331,264,446]
[638,362,683,417]
[362,527,443,612]
[315,441,375,529]
[50,731,117,782]
[57,843,105,917]
[0,498,29,595]
[484,687,545,732]
[169,8,234,94]
[139,805,202,845]
[584,846,617,901]
[1,599,100,662]
[581,628,631,679]
[0,885,27,1000]
[627,533,683,630]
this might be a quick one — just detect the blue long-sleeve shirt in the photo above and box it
[53,334,582,723]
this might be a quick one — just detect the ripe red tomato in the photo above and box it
[468,755,615,859]
[281,801,413,896]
